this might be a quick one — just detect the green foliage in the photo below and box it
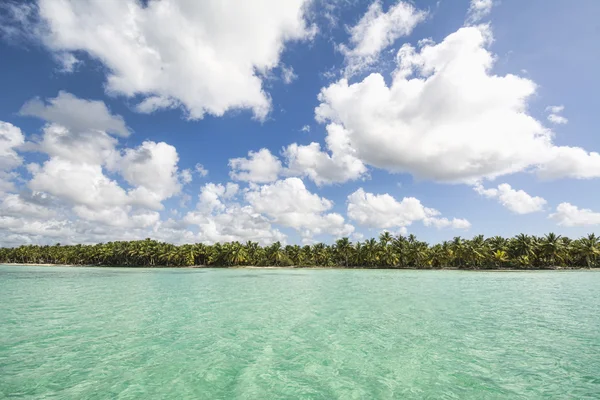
[1,234,599,269]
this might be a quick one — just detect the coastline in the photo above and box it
[1,263,596,271]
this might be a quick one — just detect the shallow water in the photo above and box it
[1,265,599,399]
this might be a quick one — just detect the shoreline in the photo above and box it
[1,263,596,271]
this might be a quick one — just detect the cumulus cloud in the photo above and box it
[11,0,314,120]
[340,0,427,76]
[184,182,285,245]
[283,124,368,185]
[196,182,239,213]
[546,105,564,114]
[549,203,600,227]
[115,141,183,209]
[135,97,180,115]
[0,193,56,219]
[0,126,198,245]
[245,177,354,239]
[474,183,547,214]
[0,122,25,192]
[229,148,282,183]
[313,25,600,184]
[548,114,568,125]
[20,91,129,137]
[466,0,494,24]
[281,65,298,84]
[536,147,600,180]
[230,126,368,186]
[2,111,357,247]
[0,122,25,169]
[0,216,73,240]
[546,105,568,125]
[347,188,470,230]
[180,169,193,184]
[29,157,130,209]
[26,125,184,213]
[34,124,119,165]
[195,164,209,177]
[0,93,199,245]
[72,206,160,229]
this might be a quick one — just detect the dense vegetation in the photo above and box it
[1,233,599,269]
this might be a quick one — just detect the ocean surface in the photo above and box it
[1,265,599,399]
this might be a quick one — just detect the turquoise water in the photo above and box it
[1,266,599,399]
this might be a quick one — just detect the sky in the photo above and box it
[0,0,599,247]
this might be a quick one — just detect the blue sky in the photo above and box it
[0,0,599,246]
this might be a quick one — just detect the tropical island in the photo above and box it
[1,233,599,269]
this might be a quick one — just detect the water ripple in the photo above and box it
[1,266,599,399]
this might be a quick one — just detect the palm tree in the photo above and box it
[352,242,364,267]
[392,235,409,267]
[2,233,600,269]
[511,234,535,258]
[229,242,248,265]
[575,234,600,268]
[379,231,393,247]
[285,245,302,266]
[266,242,286,266]
[312,243,330,266]
[492,250,509,269]
[379,243,399,267]
[540,233,563,267]
[450,237,466,268]
[300,245,313,266]
[335,237,352,267]
[363,238,379,267]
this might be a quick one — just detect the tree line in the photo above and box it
[1,233,599,269]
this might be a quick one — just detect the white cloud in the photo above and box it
[341,0,427,75]
[180,169,193,184]
[0,122,25,170]
[21,0,314,120]
[54,52,80,73]
[184,182,285,245]
[0,94,197,245]
[0,122,25,192]
[185,205,287,246]
[474,183,547,214]
[229,148,282,183]
[546,105,564,114]
[0,216,74,240]
[196,182,239,213]
[3,110,360,246]
[549,203,600,227]
[28,125,183,212]
[424,217,471,230]
[466,0,493,24]
[300,125,311,133]
[73,206,160,229]
[115,141,183,209]
[548,114,568,125]
[347,188,470,230]
[546,105,568,125]
[195,163,209,177]
[537,147,600,180]
[245,177,354,239]
[29,158,129,209]
[281,65,298,84]
[34,124,119,165]
[0,193,56,219]
[135,96,180,115]
[313,25,600,184]
[283,123,368,185]
[20,91,129,137]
